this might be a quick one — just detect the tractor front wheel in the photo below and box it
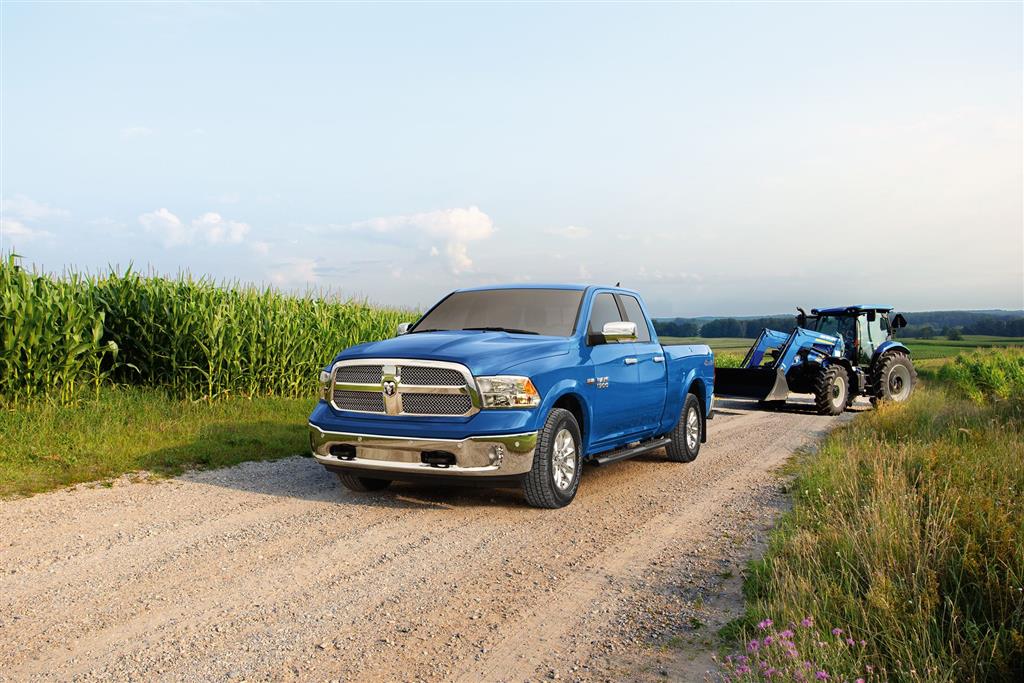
[813,365,849,416]
[872,352,917,404]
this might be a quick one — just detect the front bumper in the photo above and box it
[309,423,538,477]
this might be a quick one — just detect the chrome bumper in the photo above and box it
[308,424,538,477]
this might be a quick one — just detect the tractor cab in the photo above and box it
[797,306,907,367]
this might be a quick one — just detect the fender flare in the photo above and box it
[872,340,911,366]
[684,376,710,443]
[537,379,593,449]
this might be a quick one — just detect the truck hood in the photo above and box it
[335,331,572,375]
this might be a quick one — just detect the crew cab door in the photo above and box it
[583,292,639,446]
[617,293,667,434]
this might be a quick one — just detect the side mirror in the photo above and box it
[395,322,413,336]
[796,307,807,329]
[602,321,638,343]
[891,314,907,329]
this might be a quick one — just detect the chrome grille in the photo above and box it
[332,390,386,413]
[399,366,464,386]
[328,360,477,417]
[401,393,473,415]
[335,365,384,384]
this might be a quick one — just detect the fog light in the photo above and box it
[489,443,506,465]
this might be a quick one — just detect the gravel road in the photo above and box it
[0,397,859,682]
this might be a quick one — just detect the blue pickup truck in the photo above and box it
[309,285,714,508]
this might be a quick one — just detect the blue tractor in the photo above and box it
[715,306,917,415]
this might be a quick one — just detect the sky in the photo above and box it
[1,1,1022,317]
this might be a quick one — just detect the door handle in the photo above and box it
[624,357,638,365]
[653,356,665,363]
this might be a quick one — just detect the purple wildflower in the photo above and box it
[748,639,760,652]
[801,616,814,627]
[856,679,865,683]
[779,629,795,638]
[832,628,843,636]
[816,672,829,680]
[758,618,774,630]
[846,637,855,646]
[764,636,774,646]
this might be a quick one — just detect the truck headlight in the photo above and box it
[476,376,541,409]
[319,370,332,401]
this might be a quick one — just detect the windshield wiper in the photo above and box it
[462,327,540,335]
[408,328,443,334]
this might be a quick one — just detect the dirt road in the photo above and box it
[0,398,858,682]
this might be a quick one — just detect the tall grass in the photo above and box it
[726,349,1024,682]
[1,254,411,404]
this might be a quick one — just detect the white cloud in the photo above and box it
[139,208,190,247]
[352,206,494,274]
[1,218,54,242]
[139,208,251,247]
[121,126,153,139]
[1,195,70,221]
[269,257,318,287]
[192,212,250,244]
[548,225,591,239]
[250,240,271,255]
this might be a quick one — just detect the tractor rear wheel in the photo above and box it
[813,365,849,416]
[871,351,916,404]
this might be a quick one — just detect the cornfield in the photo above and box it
[1,254,412,404]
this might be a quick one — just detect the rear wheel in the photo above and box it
[336,472,391,492]
[523,408,582,509]
[872,352,916,404]
[666,393,702,462]
[813,365,849,416]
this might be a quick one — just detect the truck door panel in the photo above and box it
[584,293,639,446]
[617,294,667,433]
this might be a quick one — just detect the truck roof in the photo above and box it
[812,305,894,315]
[454,283,642,296]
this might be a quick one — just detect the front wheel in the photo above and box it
[523,408,582,509]
[666,393,702,463]
[813,365,849,416]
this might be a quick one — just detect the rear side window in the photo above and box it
[588,293,622,339]
[618,295,652,342]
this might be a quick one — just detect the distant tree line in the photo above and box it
[653,310,1024,339]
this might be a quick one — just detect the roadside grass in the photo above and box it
[0,386,314,498]
[720,349,1024,682]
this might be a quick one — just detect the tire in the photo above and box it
[523,408,582,509]
[666,393,702,463]
[336,472,391,492]
[871,352,917,404]
[813,365,850,416]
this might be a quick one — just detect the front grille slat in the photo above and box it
[332,389,386,413]
[331,362,475,416]
[335,365,384,384]
[398,366,464,386]
[401,393,473,415]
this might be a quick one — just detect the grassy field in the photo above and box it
[0,387,314,497]
[720,349,1024,682]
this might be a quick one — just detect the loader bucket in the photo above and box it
[715,367,790,402]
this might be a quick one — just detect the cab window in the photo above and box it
[617,295,652,342]
[587,293,623,343]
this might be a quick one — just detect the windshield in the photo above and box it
[807,315,856,346]
[411,289,584,337]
